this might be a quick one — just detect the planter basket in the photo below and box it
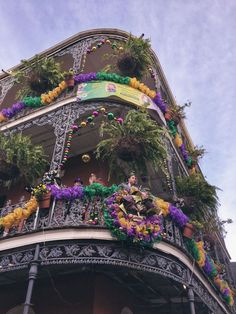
[0,161,20,181]
[38,192,51,209]
[29,74,51,94]
[164,110,180,125]
[65,75,75,88]
[117,53,137,77]
[117,140,142,162]
[183,223,195,239]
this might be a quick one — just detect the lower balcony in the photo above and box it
[0,192,235,314]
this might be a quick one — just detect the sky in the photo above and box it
[0,0,236,260]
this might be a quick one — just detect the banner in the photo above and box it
[76,81,166,124]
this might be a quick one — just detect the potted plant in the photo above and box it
[32,183,51,209]
[106,34,152,79]
[176,174,219,223]
[13,55,64,98]
[183,219,203,239]
[183,222,195,239]
[63,69,75,88]
[0,133,48,187]
[187,145,205,166]
[95,110,167,180]
[165,101,191,125]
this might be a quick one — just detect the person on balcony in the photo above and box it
[74,177,83,186]
[88,173,105,185]
[119,171,137,192]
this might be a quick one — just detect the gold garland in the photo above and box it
[0,196,38,229]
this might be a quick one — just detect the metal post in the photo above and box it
[48,198,56,226]
[188,285,196,314]
[23,244,40,314]
[33,207,39,230]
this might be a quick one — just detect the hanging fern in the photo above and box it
[106,34,152,79]
[176,174,219,222]
[0,133,48,187]
[12,55,64,98]
[96,110,167,180]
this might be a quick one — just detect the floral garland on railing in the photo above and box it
[186,239,235,306]
[104,187,163,245]
[0,196,38,229]
[0,71,194,171]
[49,183,118,201]
[0,81,67,122]
[49,184,84,200]
[155,197,189,227]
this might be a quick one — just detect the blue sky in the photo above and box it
[0,0,236,260]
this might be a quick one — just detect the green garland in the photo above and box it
[83,183,118,199]
[23,96,42,108]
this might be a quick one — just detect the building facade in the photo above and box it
[0,29,235,314]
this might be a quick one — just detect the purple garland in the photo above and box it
[1,102,25,119]
[49,184,84,200]
[168,204,189,227]
[179,143,190,162]
[74,72,97,83]
[152,93,167,113]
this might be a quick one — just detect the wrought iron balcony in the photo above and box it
[0,195,186,251]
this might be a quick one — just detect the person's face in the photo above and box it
[129,175,137,185]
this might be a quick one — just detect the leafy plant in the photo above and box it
[32,183,49,201]
[63,69,75,88]
[187,145,206,165]
[0,133,48,187]
[166,101,191,124]
[176,174,219,223]
[95,110,167,180]
[12,55,64,98]
[189,219,203,230]
[106,34,152,79]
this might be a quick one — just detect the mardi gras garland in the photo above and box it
[0,196,38,229]
[104,187,164,246]
[49,183,118,201]
[186,239,235,306]
[0,71,195,171]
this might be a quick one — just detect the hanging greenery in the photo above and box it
[176,174,219,223]
[0,133,48,187]
[105,34,152,79]
[165,101,191,125]
[186,145,206,165]
[95,109,167,179]
[12,55,64,98]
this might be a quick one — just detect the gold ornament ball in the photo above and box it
[80,121,87,127]
[82,154,91,163]
[100,107,106,113]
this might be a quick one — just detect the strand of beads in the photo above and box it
[60,107,123,169]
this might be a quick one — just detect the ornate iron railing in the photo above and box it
[0,196,185,250]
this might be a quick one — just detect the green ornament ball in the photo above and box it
[107,112,114,120]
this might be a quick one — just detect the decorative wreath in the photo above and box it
[104,187,163,245]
